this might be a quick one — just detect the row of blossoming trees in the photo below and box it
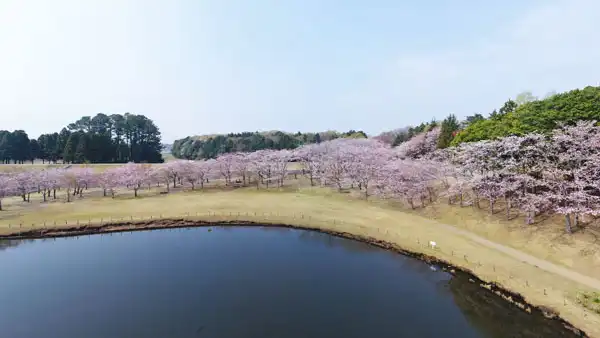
[1,121,599,233]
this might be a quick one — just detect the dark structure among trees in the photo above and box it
[0,113,163,164]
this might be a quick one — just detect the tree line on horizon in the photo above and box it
[171,129,368,160]
[382,86,600,150]
[3,85,599,165]
[0,113,163,164]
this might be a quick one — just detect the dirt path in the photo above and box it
[439,222,600,291]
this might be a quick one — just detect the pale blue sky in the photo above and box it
[1,0,599,142]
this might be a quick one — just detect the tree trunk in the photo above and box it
[0,199,2,211]
[526,211,535,225]
[21,194,26,202]
[53,189,56,199]
[565,214,572,233]
[134,188,138,197]
[427,187,434,202]
[103,189,107,197]
[505,197,511,220]
[43,190,47,202]
[67,189,71,202]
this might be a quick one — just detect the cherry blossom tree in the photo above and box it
[295,144,325,186]
[272,150,292,187]
[248,150,275,188]
[0,174,14,210]
[98,169,119,197]
[233,153,252,186]
[216,153,236,185]
[116,163,152,197]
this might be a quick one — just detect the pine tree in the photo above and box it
[62,134,78,164]
[74,134,88,163]
[437,114,459,149]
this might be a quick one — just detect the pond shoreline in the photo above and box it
[0,219,588,337]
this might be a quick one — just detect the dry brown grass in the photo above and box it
[1,183,600,336]
[410,199,600,281]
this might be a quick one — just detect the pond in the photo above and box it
[0,226,579,338]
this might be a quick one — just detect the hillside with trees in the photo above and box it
[377,86,600,155]
[451,86,600,145]
[0,113,163,164]
[171,129,367,159]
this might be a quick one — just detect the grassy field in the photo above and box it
[0,182,599,336]
[0,152,176,172]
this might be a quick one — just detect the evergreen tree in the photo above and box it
[74,134,88,163]
[437,114,460,149]
[29,139,40,164]
[391,132,409,147]
[62,133,79,164]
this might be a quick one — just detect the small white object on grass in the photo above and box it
[429,241,437,249]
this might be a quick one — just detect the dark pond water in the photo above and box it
[0,226,578,338]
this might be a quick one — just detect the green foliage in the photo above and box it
[437,114,459,149]
[172,129,367,159]
[390,120,438,148]
[1,113,163,164]
[452,86,600,145]
[391,132,409,147]
[0,130,31,164]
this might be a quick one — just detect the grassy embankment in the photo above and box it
[0,168,599,336]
